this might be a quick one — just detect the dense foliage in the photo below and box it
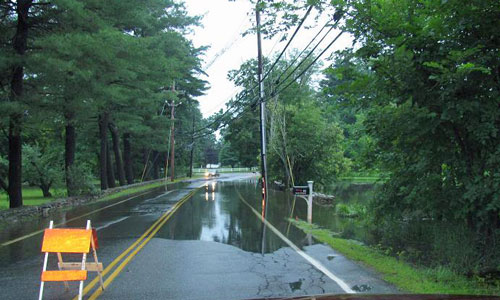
[245,0,500,275]
[0,0,216,207]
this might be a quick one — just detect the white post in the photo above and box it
[39,221,54,300]
[307,181,313,224]
[78,220,91,300]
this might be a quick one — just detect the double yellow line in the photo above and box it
[77,186,201,300]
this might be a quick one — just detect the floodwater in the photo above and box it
[0,177,375,266]
[159,178,313,253]
[0,174,401,299]
[158,179,375,253]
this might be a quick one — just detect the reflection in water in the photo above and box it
[158,180,375,254]
[159,180,312,253]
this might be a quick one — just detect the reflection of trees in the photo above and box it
[157,181,314,253]
[158,193,205,240]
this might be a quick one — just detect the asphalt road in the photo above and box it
[0,173,398,299]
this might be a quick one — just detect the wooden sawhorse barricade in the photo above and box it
[39,220,104,300]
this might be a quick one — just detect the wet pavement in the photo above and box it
[0,173,399,299]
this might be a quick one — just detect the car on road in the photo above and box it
[204,169,220,178]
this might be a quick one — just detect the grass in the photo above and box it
[290,219,500,295]
[0,176,203,210]
[334,203,367,218]
[338,170,389,183]
[0,187,65,210]
[338,176,382,183]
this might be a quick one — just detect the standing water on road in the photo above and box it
[158,178,376,253]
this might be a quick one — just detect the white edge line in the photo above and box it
[237,191,355,294]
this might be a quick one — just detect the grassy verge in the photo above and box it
[0,187,65,210]
[0,176,202,210]
[338,176,382,183]
[291,219,500,295]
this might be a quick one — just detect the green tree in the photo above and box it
[219,141,239,168]
[22,145,63,198]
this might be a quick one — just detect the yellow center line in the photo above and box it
[235,188,355,294]
[77,192,181,297]
[1,190,155,247]
[81,186,202,300]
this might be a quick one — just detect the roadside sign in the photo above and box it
[293,186,309,195]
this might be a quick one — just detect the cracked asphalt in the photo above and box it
[0,173,399,299]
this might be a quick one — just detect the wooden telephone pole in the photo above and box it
[168,82,180,182]
[164,82,181,182]
[256,2,269,214]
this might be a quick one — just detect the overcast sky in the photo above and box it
[183,0,351,117]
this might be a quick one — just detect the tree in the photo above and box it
[219,141,239,168]
[22,145,63,197]
[0,0,208,205]
[223,55,349,186]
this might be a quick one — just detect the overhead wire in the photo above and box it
[274,19,339,89]
[271,30,345,98]
[192,93,260,140]
[274,20,336,85]
[261,5,313,84]
[191,4,328,140]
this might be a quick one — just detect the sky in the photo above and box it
[183,0,352,118]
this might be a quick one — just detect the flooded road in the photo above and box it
[0,173,398,299]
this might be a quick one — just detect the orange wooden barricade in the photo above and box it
[38,220,104,300]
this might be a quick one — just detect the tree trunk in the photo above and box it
[123,133,134,184]
[99,113,109,190]
[8,119,22,208]
[142,148,150,181]
[106,141,116,188]
[109,123,126,186]
[40,184,52,198]
[151,151,160,180]
[64,118,76,196]
[189,147,194,178]
[8,1,33,208]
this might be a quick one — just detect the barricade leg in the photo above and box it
[91,237,105,290]
[56,252,70,290]
[38,221,54,300]
[78,220,91,300]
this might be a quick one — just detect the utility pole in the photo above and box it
[168,81,180,182]
[189,109,195,178]
[256,2,269,216]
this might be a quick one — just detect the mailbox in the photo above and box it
[292,186,309,195]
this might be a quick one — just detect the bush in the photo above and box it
[66,164,99,196]
[369,219,500,276]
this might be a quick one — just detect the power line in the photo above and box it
[191,5,318,139]
[203,8,250,71]
[274,20,336,86]
[274,21,337,89]
[261,5,313,84]
[201,5,314,119]
[192,96,259,140]
[191,88,258,135]
[271,30,345,98]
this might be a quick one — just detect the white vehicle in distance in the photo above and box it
[204,169,219,178]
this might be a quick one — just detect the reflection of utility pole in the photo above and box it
[256,2,269,217]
